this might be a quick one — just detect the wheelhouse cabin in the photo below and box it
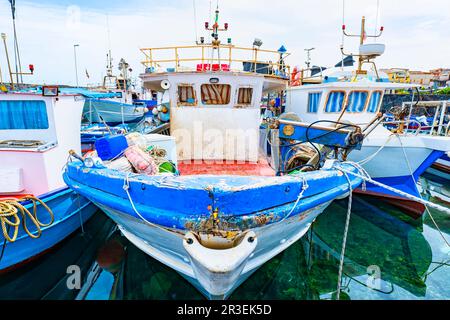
[140,44,289,163]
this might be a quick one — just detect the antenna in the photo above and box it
[340,16,384,76]
[304,48,315,69]
[106,14,113,77]
[9,0,23,84]
[193,0,199,43]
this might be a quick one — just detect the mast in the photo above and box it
[202,3,229,68]
[1,33,15,90]
[341,16,384,76]
[358,16,366,73]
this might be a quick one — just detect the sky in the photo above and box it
[0,0,449,86]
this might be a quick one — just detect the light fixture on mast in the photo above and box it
[304,48,315,69]
[340,16,385,79]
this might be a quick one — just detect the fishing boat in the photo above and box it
[285,17,450,218]
[63,7,374,299]
[0,84,99,272]
[82,55,148,125]
[389,100,450,179]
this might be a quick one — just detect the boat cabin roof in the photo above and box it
[139,44,290,92]
[291,80,421,91]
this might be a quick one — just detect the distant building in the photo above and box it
[380,68,411,83]
[430,68,450,88]
[409,71,433,86]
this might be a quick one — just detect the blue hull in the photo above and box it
[359,150,445,217]
[0,188,97,272]
[63,162,362,232]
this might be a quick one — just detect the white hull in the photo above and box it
[285,85,450,181]
[96,201,330,299]
[347,127,449,179]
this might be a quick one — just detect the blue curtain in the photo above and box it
[346,91,368,112]
[367,92,382,113]
[308,92,322,112]
[0,100,49,130]
[325,92,345,112]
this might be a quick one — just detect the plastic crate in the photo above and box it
[95,135,128,161]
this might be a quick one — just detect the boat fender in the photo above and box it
[183,231,257,297]
[124,145,158,175]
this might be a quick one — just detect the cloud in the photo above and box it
[0,0,449,86]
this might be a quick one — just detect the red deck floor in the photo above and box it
[178,158,275,176]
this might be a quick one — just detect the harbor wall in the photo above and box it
[382,94,450,111]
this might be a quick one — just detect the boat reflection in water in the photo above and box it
[0,214,115,300]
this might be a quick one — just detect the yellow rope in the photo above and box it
[0,196,54,243]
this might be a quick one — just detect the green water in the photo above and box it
[0,174,449,300]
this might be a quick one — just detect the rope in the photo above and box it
[335,169,353,300]
[337,163,450,217]
[396,135,450,248]
[0,196,55,243]
[122,173,184,237]
[374,0,380,42]
[281,176,309,221]
[357,133,394,166]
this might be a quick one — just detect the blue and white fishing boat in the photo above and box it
[63,8,373,299]
[0,85,102,272]
[285,17,450,217]
[388,100,449,180]
[82,55,148,125]
[83,99,147,125]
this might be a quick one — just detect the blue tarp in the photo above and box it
[12,87,122,99]
[59,87,122,99]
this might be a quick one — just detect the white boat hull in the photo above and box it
[349,131,449,180]
[95,201,330,299]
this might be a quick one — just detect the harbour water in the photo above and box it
[1,173,448,300]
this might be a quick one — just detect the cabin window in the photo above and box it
[117,79,126,90]
[367,91,382,113]
[0,100,49,130]
[177,85,197,105]
[201,84,231,105]
[325,91,345,113]
[346,91,368,112]
[237,87,253,105]
[307,92,322,113]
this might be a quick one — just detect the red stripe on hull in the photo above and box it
[431,162,450,175]
[354,189,425,219]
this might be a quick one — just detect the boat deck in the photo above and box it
[178,158,275,176]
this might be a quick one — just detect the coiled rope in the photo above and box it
[0,196,54,243]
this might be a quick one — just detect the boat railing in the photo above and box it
[291,66,325,86]
[140,44,291,80]
[401,100,449,136]
[148,122,170,136]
